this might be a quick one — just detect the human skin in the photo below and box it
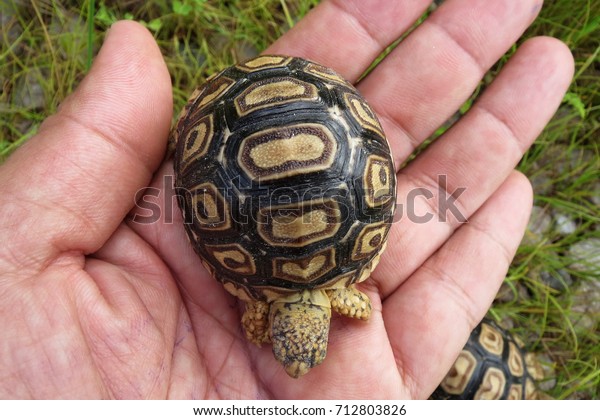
[0,0,573,398]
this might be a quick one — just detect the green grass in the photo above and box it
[1,0,599,399]
[503,0,600,399]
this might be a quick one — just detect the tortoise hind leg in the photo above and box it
[241,300,271,345]
[327,286,372,320]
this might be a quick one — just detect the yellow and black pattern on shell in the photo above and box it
[205,243,256,276]
[238,123,337,181]
[257,199,341,247]
[272,248,336,284]
[185,182,231,231]
[236,55,293,72]
[432,319,540,400]
[179,115,214,172]
[351,222,390,261]
[363,155,394,208]
[234,77,319,116]
[173,55,396,301]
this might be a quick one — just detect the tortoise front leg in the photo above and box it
[241,300,271,345]
[327,286,372,320]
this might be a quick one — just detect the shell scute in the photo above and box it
[432,319,542,400]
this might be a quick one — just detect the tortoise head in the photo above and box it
[269,289,331,378]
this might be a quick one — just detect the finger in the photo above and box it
[358,0,544,164]
[372,36,574,298]
[383,171,533,398]
[0,21,172,272]
[265,0,432,82]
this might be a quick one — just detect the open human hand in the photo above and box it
[0,0,573,398]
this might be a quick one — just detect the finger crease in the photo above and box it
[329,0,387,52]
[426,18,487,76]
[476,104,525,152]
[390,342,421,399]
[420,263,480,332]
[463,219,514,266]
[377,110,422,157]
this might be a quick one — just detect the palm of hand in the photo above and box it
[0,0,572,399]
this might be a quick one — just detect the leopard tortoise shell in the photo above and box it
[432,318,545,399]
[171,55,396,377]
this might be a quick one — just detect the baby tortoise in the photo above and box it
[171,55,396,377]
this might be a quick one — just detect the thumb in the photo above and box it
[0,21,172,274]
